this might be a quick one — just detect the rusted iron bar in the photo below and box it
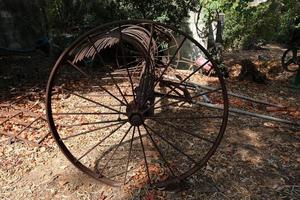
[195,101,300,127]
[187,81,284,108]
[0,131,40,147]
[37,131,51,144]
[15,117,41,136]
[0,111,22,125]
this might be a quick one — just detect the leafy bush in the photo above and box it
[46,0,196,34]
[200,0,300,49]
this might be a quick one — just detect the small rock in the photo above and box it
[59,179,69,186]
[263,122,276,127]
[206,164,213,171]
[40,147,46,152]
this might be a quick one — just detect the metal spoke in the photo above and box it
[138,126,151,185]
[142,124,176,177]
[100,125,133,174]
[63,89,125,115]
[124,126,136,184]
[53,112,122,116]
[143,124,196,163]
[76,122,126,162]
[67,60,126,105]
[61,119,127,128]
[74,104,126,108]
[61,122,124,140]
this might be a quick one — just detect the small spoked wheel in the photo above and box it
[46,20,228,188]
[282,47,300,72]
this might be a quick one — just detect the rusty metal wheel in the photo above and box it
[282,47,300,72]
[46,20,228,188]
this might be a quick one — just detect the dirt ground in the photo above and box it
[0,44,299,200]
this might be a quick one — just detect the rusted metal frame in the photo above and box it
[157,80,194,102]
[53,112,122,116]
[162,78,283,108]
[37,131,51,144]
[61,119,127,128]
[153,37,187,88]
[153,91,188,101]
[143,60,209,115]
[152,86,220,111]
[123,126,136,184]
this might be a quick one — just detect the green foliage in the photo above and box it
[46,0,300,49]
[46,0,196,34]
[200,0,300,49]
[47,0,86,33]
[118,0,195,25]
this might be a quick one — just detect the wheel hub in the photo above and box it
[126,101,148,126]
[129,113,144,126]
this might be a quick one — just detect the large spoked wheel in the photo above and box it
[282,47,300,72]
[46,20,228,188]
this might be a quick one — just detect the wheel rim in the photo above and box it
[46,20,229,188]
[282,48,300,72]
